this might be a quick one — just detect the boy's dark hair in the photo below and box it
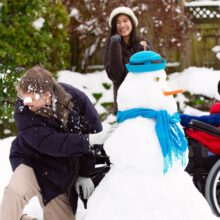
[17,65,54,94]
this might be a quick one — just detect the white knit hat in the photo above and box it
[108,6,138,28]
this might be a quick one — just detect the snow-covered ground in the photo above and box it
[0,67,220,219]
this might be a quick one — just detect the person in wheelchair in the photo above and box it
[180,80,220,155]
[180,80,220,216]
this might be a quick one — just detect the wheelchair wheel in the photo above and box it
[205,159,220,216]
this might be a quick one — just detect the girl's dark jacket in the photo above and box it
[10,83,102,213]
[103,37,151,112]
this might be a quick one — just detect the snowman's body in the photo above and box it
[84,53,217,220]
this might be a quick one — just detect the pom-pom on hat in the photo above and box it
[108,6,138,28]
[126,51,166,73]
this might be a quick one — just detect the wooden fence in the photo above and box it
[183,1,220,70]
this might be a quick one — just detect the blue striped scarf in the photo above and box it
[117,108,188,173]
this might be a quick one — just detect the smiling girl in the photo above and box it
[104,6,152,112]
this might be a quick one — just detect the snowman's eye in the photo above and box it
[155,77,160,82]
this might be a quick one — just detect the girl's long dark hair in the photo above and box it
[110,14,139,48]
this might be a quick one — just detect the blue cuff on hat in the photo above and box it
[126,51,166,73]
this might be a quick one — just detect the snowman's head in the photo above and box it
[117,51,182,114]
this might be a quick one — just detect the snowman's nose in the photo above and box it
[163,89,183,96]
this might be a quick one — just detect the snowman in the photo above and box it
[84,51,217,220]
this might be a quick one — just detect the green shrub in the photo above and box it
[0,0,70,71]
[92,92,102,102]
[102,82,111,90]
[183,92,215,111]
[0,0,70,138]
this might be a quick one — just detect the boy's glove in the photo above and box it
[75,176,94,200]
[89,123,118,146]
[111,34,121,42]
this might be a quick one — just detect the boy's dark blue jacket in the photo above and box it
[10,83,102,213]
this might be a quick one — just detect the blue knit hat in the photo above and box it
[126,51,166,73]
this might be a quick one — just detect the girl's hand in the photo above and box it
[111,34,121,42]
[140,41,148,50]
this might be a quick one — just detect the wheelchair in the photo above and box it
[185,119,220,216]
[79,145,111,209]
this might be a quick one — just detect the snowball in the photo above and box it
[34,93,40,100]
[23,97,33,104]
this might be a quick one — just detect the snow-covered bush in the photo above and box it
[0,0,70,137]
[0,0,70,71]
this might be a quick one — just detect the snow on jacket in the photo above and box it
[103,37,151,112]
[10,83,102,213]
